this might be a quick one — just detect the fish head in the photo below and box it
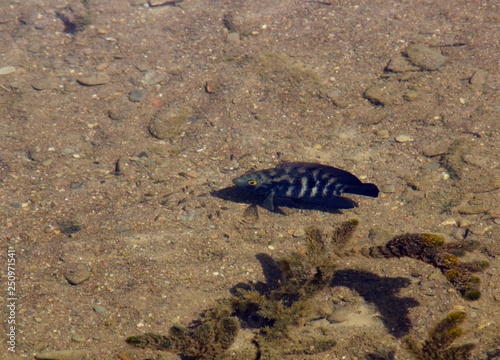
[232,170,273,194]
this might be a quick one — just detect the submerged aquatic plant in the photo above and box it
[362,233,489,300]
[404,311,475,359]
[126,304,239,359]
[126,219,489,359]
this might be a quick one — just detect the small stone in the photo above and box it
[179,170,199,179]
[403,89,420,101]
[405,44,448,70]
[63,263,91,285]
[108,109,125,121]
[376,129,389,139]
[469,69,488,88]
[62,148,76,155]
[31,77,56,91]
[292,228,305,237]
[242,204,259,224]
[451,227,467,240]
[226,32,241,45]
[205,80,218,94]
[34,349,88,360]
[71,334,85,342]
[148,0,183,6]
[93,305,108,314]
[385,56,421,73]
[0,66,16,75]
[142,70,166,86]
[381,184,396,193]
[395,135,412,143]
[440,219,457,226]
[95,62,110,71]
[363,83,400,106]
[322,88,350,108]
[129,88,147,102]
[34,342,49,352]
[468,301,482,310]
[77,73,111,86]
[60,221,82,235]
[148,106,192,141]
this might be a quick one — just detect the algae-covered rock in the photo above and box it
[148,106,193,141]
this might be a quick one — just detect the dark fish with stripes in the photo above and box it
[232,162,379,210]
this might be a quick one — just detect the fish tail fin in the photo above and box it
[344,183,379,198]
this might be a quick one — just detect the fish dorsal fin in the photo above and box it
[276,162,361,184]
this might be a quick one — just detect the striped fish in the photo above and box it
[232,162,379,210]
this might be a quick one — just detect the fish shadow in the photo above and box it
[331,269,419,338]
[211,186,358,214]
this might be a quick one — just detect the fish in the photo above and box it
[232,162,379,210]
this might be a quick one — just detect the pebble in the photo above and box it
[292,228,305,237]
[71,334,85,342]
[205,80,218,94]
[179,170,199,179]
[469,69,488,88]
[226,32,241,45]
[77,73,111,86]
[95,62,110,71]
[381,184,395,193]
[128,88,146,102]
[322,88,349,108]
[385,56,420,73]
[451,227,467,240]
[242,204,259,225]
[34,342,49,352]
[142,70,166,86]
[0,66,16,75]
[395,135,412,143]
[363,83,400,106]
[440,219,457,226]
[35,350,88,360]
[403,89,420,101]
[376,129,389,139]
[31,77,56,91]
[463,153,493,169]
[63,263,91,285]
[93,305,108,314]
[405,44,448,71]
[148,106,192,140]
[60,222,82,235]
[149,0,183,6]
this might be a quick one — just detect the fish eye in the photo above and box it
[247,179,258,186]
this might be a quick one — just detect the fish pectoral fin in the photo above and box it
[262,190,275,211]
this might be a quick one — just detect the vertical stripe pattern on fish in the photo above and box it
[232,162,379,210]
